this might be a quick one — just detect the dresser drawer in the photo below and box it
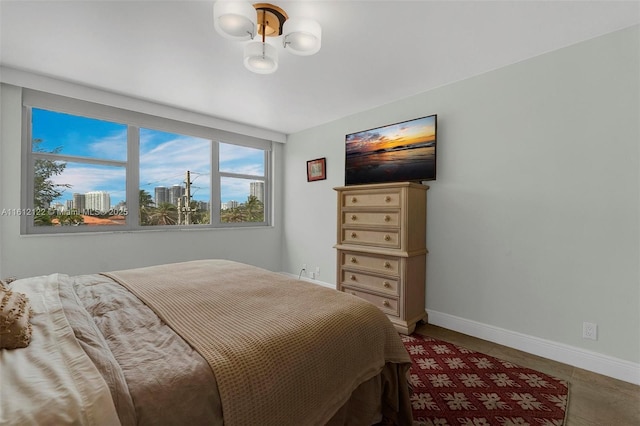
[342,190,401,208]
[342,211,400,227]
[340,252,400,276]
[343,287,399,316]
[340,270,399,296]
[335,183,428,335]
[341,228,400,248]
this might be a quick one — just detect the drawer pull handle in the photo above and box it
[385,196,392,203]
[384,215,391,222]
[351,197,357,203]
[383,281,391,288]
[350,275,356,281]
[351,232,357,239]
[384,261,391,269]
[351,214,357,221]
[384,234,391,241]
[350,257,357,263]
[383,300,390,307]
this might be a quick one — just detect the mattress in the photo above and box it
[1,259,412,425]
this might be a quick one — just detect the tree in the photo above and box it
[139,189,154,225]
[150,202,178,225]
[33,139,70,209]
[34,210,53,226]
[221,207,246,223]
[187,201,209,224]
[244,195,264,222]
[57,213,84,226]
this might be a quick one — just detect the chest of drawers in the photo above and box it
[334,182,428,334]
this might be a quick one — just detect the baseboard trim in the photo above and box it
[279,272,334,289]
[427,310,640,386]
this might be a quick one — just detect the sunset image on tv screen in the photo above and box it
[345,114,436,185]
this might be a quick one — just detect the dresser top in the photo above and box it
[333,182,430,191]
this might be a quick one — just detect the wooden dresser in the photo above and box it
[334,182,429,334]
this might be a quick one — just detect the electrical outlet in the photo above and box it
[582,322,598,340]
[300,264,307,277]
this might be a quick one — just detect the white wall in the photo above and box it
[283,26,639,378]
[0,86,4,280]
[0,83,285,278]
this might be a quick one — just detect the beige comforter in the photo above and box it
[104,259,411,426]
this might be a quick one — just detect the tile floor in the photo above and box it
[415,323,640,426]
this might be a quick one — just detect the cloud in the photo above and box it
[221,177,260,202]
[140,135,211,188]
[87,130,128,161]
[49,163,126,204]
[219,143,264,176]
[44,129,263,206]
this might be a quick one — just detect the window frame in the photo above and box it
[217,142,271,228]
[22,90,273,234]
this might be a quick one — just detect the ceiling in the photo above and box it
[1,1,639,136]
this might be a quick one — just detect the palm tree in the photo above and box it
[139,189,154,225]
[244,195,264,222]
[221,207,245,223]
[150,202,178,225]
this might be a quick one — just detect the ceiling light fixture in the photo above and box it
[213,0,321,74]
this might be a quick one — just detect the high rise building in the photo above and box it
[169,185,184,206]
[73,193,85,214]
[85,191,111,213]
[154,186,168,206]
[250,181,265,203]
[225,200,239,209]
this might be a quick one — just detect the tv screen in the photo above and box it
[345,114,437,186]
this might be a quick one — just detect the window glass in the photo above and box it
[219,142,266,224]
[33,160,127,227]
[139,128,211,226]
[220,177,265,223]
[219,143,264,175]
[32,108,127,161]
[31,109,127,228]
[24,92,271,234]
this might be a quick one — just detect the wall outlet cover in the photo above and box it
[582,322,598,340]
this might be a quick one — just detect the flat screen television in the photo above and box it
[345,114,437,186]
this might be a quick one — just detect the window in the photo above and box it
[30,108,127,228]
[22,90,272,234]
[219,143,267,224]
[139,128,212,226]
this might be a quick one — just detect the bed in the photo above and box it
[1,259,412,425]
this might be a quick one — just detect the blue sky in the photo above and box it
[32,108,264,206]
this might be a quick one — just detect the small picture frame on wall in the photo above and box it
[307,157,326,182]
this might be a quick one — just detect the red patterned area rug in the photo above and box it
[401,334,569,426]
